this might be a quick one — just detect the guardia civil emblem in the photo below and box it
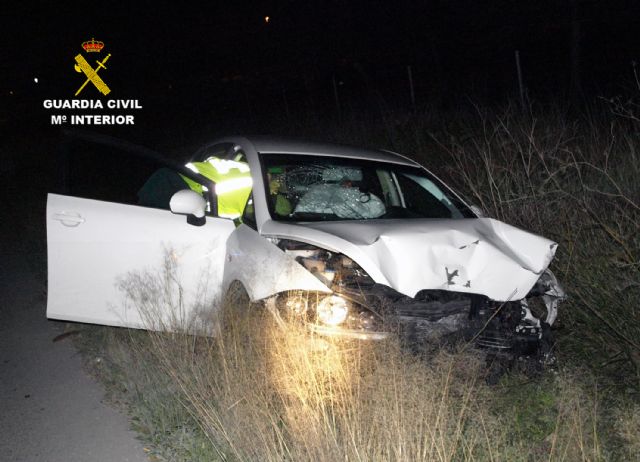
[74,38,111,96]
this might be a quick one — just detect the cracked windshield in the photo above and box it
[263,154,474,221]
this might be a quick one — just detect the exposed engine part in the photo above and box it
[337,283,559,363]
[277,239,374,287]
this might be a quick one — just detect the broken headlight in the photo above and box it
[525,269,566,326]
[275,239,375,289]
[272,239,384,334]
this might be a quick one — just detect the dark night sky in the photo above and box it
[2,0,639,134]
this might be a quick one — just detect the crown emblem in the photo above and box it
[82,38,104,53]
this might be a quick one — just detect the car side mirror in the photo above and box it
[170,189,207,226]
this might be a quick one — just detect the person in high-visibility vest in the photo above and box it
[181,157,252,219]
[137,157,252,219]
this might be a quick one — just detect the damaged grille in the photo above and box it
[341,283,545,358]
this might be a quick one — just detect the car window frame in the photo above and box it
[258,153,476,221]
[59,129,222,217]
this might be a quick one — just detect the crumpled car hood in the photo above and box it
[261,218,558,302]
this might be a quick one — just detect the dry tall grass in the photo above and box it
[108,284,610,461]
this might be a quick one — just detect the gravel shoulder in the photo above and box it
[0,157,149,462]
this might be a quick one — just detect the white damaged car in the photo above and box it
[47,133,565,361]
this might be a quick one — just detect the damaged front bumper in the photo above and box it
[271,237,566,361]
[274,269,566,361]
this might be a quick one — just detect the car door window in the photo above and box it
[58,137,210,213]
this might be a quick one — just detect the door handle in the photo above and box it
[53,211,85,227]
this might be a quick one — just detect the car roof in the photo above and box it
[246,136,420,167]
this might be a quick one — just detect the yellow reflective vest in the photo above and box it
[180,157,252,219]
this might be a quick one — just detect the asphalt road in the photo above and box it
[0,163,149,461]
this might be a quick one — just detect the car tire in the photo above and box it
[220,283,290,340]
[219,281,253,331]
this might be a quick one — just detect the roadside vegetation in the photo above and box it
[71,99,639,461]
